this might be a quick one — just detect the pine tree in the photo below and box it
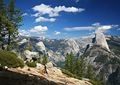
[42,54,48,65]
[64,52,75,73]
[7,0,23,50]
[0,0,6,15]
[0,0,14,50]
[77,57,86,77]
[42,54,49,74]
[64,53,69,70]
[0,0,6,49]
[86,64,95,80]
[69,52,75,73]
[0,0,23,50]
[74,57,81,75]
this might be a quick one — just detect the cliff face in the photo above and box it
[83,36,120,82]
[94,30,110,51]
[84,46,119,83]
[108,66,120,85]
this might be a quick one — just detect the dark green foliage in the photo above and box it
[0,0,6,15]
[89,80,104,85]
[0,51,24,68]
[64,53,87,78]
[85,64,95,80]
[26,61,36,67]
[7,0,23,50]
[61,69,82,80]
[64,52,75,73]
[0,0,23,50]
[108,57,120,64]
[42,54,48,65]
[37,57,42,63]
[64,53,102,84]
[76,57,86,77]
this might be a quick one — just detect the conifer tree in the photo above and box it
[42,54,48,65]
[0,0,6,49]
[74,57,81,75]
[69,52,75,73]
[64,52,75,73]
[64,53,69,70]
[86,64,95,80]
[0,0,23,50]
[42,54,49,74]
[0,0,14,50]
[7,0,23,50]
[79,57,86,77]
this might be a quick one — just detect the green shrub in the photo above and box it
[26,61,36,67]
[61,69,82,80]
[0,51,24,68]
[89,80,104,85]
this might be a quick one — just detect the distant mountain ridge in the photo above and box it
[18,34,120,63]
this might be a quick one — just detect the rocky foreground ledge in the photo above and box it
[0,65,92,85]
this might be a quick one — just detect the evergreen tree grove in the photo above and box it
[64,52,75,73]
[7,0,23,50]
[0,0,23,50]
[64,53,96,80]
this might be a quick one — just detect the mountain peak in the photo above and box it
[94,30,110,51]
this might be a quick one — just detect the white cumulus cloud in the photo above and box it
[32,4,84,17]
[30,25,48,34]
[19,25,48,36]
[35,17,56,22]
[19,30,30,36]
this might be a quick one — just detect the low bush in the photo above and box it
[0,50,24,68]
[26,61,36,67]
[61,69,82,80]
[89,80,104,85]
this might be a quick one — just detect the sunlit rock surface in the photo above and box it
[94,30,110,51]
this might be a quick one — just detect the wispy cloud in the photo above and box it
[117,28,120,30]
[35,17,56,22]
[19,30,30,37]
[92,22,100,26]
[64,23,118,33]
[54,31,61,35]
[64,26,95,31]
[32,4,85,17]
[19,25,48,36]
[22,13,28,16]
[30,25,48,34]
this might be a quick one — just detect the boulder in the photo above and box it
[46,62,54,68]
[36,63,44,69]
[24,50,39,60]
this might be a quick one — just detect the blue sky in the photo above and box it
[6,0,120,39]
